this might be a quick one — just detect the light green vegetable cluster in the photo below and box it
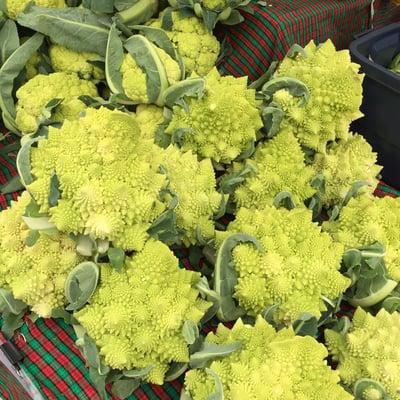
[185,316,353,400]
[325,308,400,400]
[216,206,349,322]
[5,0,65,19]
[0,192,81,317]
[272,40,364,152]
[160,145,221,246]
[234,128,316,209]
[49,44,105,80]
[135,104,165,141]
[150,10,220,76]
[324,195,400,281]
[15,71,98,134]
[75,239,211,384]
[28,107,167,251]
[166,68,263,163]
[313,134,382,206]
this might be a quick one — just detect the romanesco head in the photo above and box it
[28,107,167,251]
[121,46,181,104]
[0,192,82,317]
[325,308,400,400]
[234,128,316,209]
[323,195,400,281]
[49,44,105,80]
[15,72,98,134]
[5,0,65,19]
[185,316,353,400]
[75,240,211,383]
[166,68,263,163]
[160,146,221,246]
[217,206,349,323]
[273,40,364,152]
[150,10,220,76]
[313,134,382,206]
[136,104,165,142]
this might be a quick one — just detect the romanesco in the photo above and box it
[216,206,349,323]
[323,195,400,281]
[272,40,364,152]
[0,192,81,317]
[312,134,382,206]
[150,10,220,76]
[160,146,221,246]
[234,128,316,209]
[49,44,105,80]
[15,72,98,134]
[5,0,65,19]
[166,68,263,163]
[325,308,400,400]
[185,316,353,400]
[75,240,211,384]
[28,107,167,251]
[135,104,165,142]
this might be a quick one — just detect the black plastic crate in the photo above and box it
[350,23,400,187]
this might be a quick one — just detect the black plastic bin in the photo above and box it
[350,23,400,187]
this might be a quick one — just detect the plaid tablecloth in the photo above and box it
[1,0,400,398]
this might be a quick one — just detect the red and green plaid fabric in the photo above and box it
[216,0,400,82]
[1,1,400,398]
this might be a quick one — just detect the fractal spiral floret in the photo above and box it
[185,316,353,399]
[75,240,211,384]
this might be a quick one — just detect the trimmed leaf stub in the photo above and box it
[0,288,27,315]
[214,233,263,321]
[353,378,389,400]
[65,262,99,311]
[261,77,310,106]
[273,191,296,210]
[165,362,188,382]
[182,320,199,345]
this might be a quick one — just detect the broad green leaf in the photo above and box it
[165,362,188,382]
[220,9,244,25]
[89,366,108,400]
[51,308,79,325]
[17,5,110,56]
[349,279,397,308]
[38,98,64,126]
[1,310,25,339]
[111,378,141,398]
[162,78,205,109]
[0,20,19,65]
[353,378,389,400]
[107,247,125,272]
[0,175,23,194]
[342,180,371,207]
[105,24,126,96]
[65,261,99,311]
[182,320,199,345]
[261,76,310,106]
[82,333,100,369]
[261,304,280,324]
[261,103,285,137]
[124,34,169,106]
[115,0,159,26]
[189,341,241,369]
[0,33,44,133]
[78,95,125,110]
[0,288,27,314]
[16,136,43,187]
[195,277,220,324]
[218,161,256,194]
[82,0,114,13]
[48,173,60,207]
[25,230,40,247]
[205,369,224,400]
[215,233,263,321]
[293,313,318,337]
[114,0,137,11]
[201,8,218,31]
[273,191,296,210]
[122,365,153,379]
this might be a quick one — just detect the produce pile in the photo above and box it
[0,1,399,399]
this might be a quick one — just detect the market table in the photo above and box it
[1,0,400,399]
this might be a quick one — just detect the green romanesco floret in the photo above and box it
[160,146,221,246]
[234,128,316,209]
[136,104,165,142]
[185,316,353,400]
[216,206,349,323]
[49,44,105,80]
[5,0,65,19]
[272,40,364,152]
[313,133,382,206]
[15,72,98,134]
[0,192,82,317]
[166,68,263,163]
[121,46,181,104]
[149,10,220,76]
[323,195,400,281]
[75,239,211,384]
[28,107,167,251]
[325,308,400,400]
